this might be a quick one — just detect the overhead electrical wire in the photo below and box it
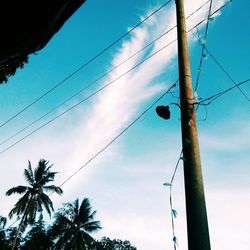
[205,48,250,103]
[6,80,178,229]
[53,81,179,191]
[0,1,232,154]
[0,0,211,147]
[194,25,250,104]
[3,74,244,181]
[197,78,250,106]
[3,0,235,230]
[0,41,179,154]
[194,0,214,91]
[0,0,173,129]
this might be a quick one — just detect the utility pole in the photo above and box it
[175,0,211,249]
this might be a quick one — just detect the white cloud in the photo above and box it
[4,2,249,250]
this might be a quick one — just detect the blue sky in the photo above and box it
[0,0,250,249]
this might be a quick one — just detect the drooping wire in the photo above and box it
[3,0,234,230]
[6,80,178,229]
[163,149,183,249]
[197,79,250,106]
[205,48,250,103]
[194,27,250,104]
[0,40,178,154]
[0,1,232,152]
[0,0,173,129]
[169,149,183,250]
[194,0,214,91]
[57,80,178,190]
[0,1,211,147]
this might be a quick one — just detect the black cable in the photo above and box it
[198,79,250,106]
[0,1,211,147]
[0,0,173,129]
[205,48,250,103]
[194,0,214,91]
[0,41,178,154]
[55,81,178,191]
[0,1,232,153]
[4,0,233,230]
[193,24,250,104]
[6,80,178,230]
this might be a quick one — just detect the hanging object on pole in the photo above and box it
[155,105,170,120]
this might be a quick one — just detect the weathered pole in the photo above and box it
[175,0,211,249]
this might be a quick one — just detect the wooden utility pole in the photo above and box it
[175,0,211,249]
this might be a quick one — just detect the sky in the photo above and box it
[0,0,250,249]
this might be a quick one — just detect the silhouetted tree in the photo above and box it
[97,237,137,250]
[21,220,53,250]
[0,54,29,84]
[0,216,8,249]
[50,198,101,249]
[5,226,23,250]
[6,159,63,250]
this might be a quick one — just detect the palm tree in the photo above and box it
[6,159,63,250]
[50,197,102,250]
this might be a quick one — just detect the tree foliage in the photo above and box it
[0,54,29,84]
[50,197,102,250]
[97,237,137,250]
[6,159,63,225]
[21,220,53,250]
[3,161,137,249]
[6,159,63,250]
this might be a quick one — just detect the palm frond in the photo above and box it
[8,192,30,218]
[0,216,7,229]
[39,193,54,217]
[79,198,93,223]
[5,185,29,196]
[81,231,96,246]
[38,172,57,186]
[43,185,63,195]
[34,159,47,183]
[88,210,97,221]
[23,161,34,185]
[81,220,102,233]
[24,197,39,224]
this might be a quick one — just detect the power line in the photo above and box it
[0,41,179,154]
[6,80,178,229]
[55,81,178,190]
[205,47,250,103]
[0,1,232,153]
[197,78,250,106]
[0,0,173,129]
[194,0,214,91]
[2,0,236,231]
[193,23,250,104]
[0,1,211,147]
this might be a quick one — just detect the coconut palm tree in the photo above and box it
[50,197,101,250]
[6,159,63,250]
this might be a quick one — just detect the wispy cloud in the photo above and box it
[2,1,241,250]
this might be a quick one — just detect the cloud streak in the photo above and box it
[3,2,245,250]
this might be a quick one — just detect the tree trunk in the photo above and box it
[11,196,33,250]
